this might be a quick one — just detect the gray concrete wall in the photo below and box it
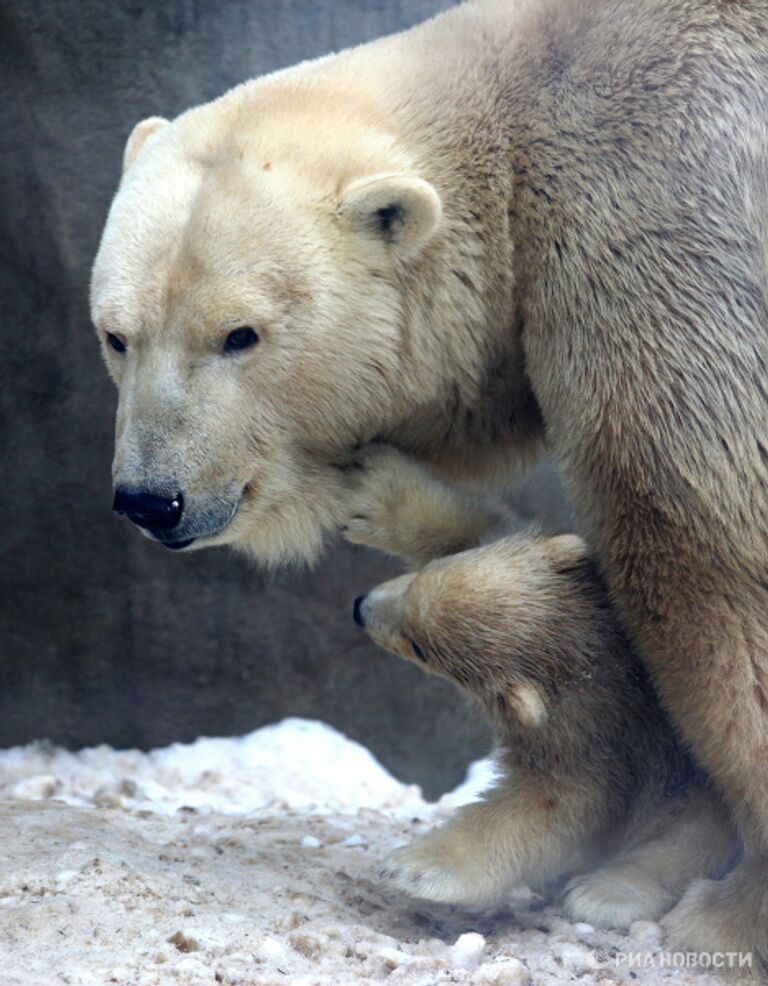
[0,0,572,797]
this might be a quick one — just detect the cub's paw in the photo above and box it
[340,444,435,554]
[565,865,676,929]
[380,838,503,907]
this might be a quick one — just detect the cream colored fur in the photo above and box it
[92,0,768,963]
[91,1,545,564]
[349,446,736,926]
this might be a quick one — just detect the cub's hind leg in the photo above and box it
[565,789,737,929]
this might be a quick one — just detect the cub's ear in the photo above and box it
[541,534,589,572]
[340,173,442,260]
[506,681,548,728]
[123,116,169,174]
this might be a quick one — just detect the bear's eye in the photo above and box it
[106,332,126,354]
[223,326,260,354]
[410,640,427,662]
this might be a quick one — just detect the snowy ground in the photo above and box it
[0,719,729,986]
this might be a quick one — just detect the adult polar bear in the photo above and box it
[91,0,768,963]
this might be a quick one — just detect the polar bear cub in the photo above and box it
[347,447,736,927]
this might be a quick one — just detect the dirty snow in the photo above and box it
[0,718,728,985]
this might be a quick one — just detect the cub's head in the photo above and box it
[353,534,592,728]
[91,86,443,564]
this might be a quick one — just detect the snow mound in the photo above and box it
[0,718,430,816]
[0,719,726,985]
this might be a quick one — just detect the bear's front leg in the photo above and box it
[606,547,768,967]
[381,773,603,907]
[661,858,768,974]
[342,444,512,566]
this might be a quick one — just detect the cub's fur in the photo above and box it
[92,0,768,959]
[351,447,736,927]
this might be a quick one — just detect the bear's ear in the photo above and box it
[122,116,169,174]
[541,534,589,573]
[340,173,442,260]
[505,681,548,728]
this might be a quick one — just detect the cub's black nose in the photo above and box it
[353,594,367,628]
[112,489,184,531]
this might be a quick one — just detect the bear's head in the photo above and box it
[91,89,449,563]
[353,534,594,728]
[91,81,534,563]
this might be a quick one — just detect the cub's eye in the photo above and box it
[410,640,427,662]
[106,332,126,353]
[223,326,260,354]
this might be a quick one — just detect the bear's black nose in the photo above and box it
[113,488,184,531]
[353,594,367,628]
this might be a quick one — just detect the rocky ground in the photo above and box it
[0,720,730,986]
